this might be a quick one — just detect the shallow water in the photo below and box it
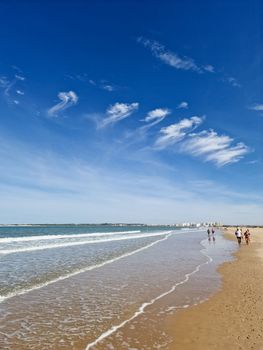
[0,226,236,349]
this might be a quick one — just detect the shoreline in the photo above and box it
[80,230,235,350]
[166,227,263,349]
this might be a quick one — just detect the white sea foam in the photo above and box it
[0,232,173,303]
[0,231,171,255]
[84,240,212,350]
[0,230,141,243]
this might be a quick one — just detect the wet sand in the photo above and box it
[79,231,235,349]
[166,227,263,350]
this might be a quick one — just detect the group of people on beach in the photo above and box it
[207,227,216,242]
[235,227,251,246]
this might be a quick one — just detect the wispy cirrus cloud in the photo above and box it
[99,102,139,128]
[144,108,170,123]
[247,160,260,165]
[248,104,263,112]
[16,90,25,95]
[138,37,243,89]
[154,115,249,166]
[223,76,241,88]
[47,91,78,117]
[66,73,117,92]
[101,84,115,92]
[181,130,249,166]
[182,130,232,155]
[228,77,240,87]
[177,101,189,109]
[88,78,116,91]
[139,108,171,133]
[203,65,215,73]
[0,130,261,224]
[15,74,25,81]
[120,108,170,144]
[137,37,214,74]
[0,74,26,104]
[155,116,203,149]
[0,76,10,88]
[205,143,249,166]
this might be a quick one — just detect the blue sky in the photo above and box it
[0,0,262,224]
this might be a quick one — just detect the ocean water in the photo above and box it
[0,225,236,349]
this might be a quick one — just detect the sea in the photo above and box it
[0,225,236,349]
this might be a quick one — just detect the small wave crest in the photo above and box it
[0,230,141,243]
[0,231,171,255]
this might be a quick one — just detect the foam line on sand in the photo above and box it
[85,241,212,350]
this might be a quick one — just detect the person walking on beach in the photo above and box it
[244,229,251,245]
[235,227,243,246]
[211,227,216,242]
[207,228,211,241]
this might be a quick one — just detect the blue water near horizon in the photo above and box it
[0,224,176,238]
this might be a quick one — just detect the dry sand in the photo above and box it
[166,227,263,350]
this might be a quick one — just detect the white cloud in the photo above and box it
[0,76,16,98]
[228,77,241,87]
[158,51,199,71]
[182,130,232,155]
[138,38,242,89]
[223,76,241,88]
[101,84,115,92]
[177,101,189,109]
[67,74,117,92]
[0,74,26,104]
[99,102,139,128]
[181,130,249,166]
[154,118,249,166]
[94,79,117,92]
[88,79,96,85]
[4,81,16,97]
[206,143,249,166]
[0,76,9,88]
[144,108,170,122]
[138,108,171,134]
[247,160,259,165]
[249,104,263,111]
[99,80,116,92]
[48,91,78,117]
[138,37,213,74]
[155,116,203,149]
[16,90,24,95]
[88,79,116,91]
[203,65,215,73]
[15,74,25,81]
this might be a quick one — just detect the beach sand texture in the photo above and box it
[166,227,263,350]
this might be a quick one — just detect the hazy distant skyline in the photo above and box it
[0,1,262,224]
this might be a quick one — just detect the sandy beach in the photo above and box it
[166,227,263,350]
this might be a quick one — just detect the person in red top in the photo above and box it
[244,229,251,245]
